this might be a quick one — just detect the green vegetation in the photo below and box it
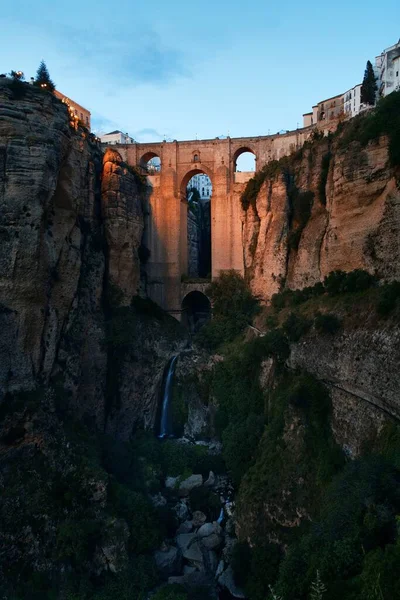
[361,60,378,106]
[287,190,314,250]
[0,387,163,600]
[241,159,290,210]
[377,280,400,317]
[318,152,332,206]
[202,268,400,600]
[34,59,56,92]
[337,90,400,167]
[314,312,341,334]
[195,270,258,351]
[152,584,188,600]
[270,269,380,314]
[282,312,312,342]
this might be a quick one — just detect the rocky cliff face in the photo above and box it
[0,80,185,436]
[242,134,400,301]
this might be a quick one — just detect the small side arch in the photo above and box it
[140,151,161,173]
[232,146,257,172]
[181,291,211,332]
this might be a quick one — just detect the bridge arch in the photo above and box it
[140,151,161,173]
[180,166,214,198]
[232,146,257,172]
[181,290,211,332]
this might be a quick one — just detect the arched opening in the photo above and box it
[184,170,212,279]
[234,148,256,172]
[140,152,161,174]
[182,291,211,333]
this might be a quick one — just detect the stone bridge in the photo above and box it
[113,127,313,319]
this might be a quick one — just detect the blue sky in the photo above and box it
[2,1,399,144]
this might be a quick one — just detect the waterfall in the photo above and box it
[157,355,179,439]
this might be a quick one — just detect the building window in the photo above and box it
[193,154,199,162]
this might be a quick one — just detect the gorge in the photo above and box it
[1,77,400,600]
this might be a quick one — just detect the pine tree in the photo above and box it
[34,60,55,92]
[268,584,283,600]
[310,570,327,600]
[361,60,377,106]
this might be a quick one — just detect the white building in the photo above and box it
[375,40,400,97]
[187,174,212,201]
[343,83,362,118]
[100,130,134,145]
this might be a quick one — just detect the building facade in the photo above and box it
[302,93,344,127]
[344,83,362,118]
[53,90,91,130]
[100,130,135,145]
[375,40,400,97]
[187,173,212,201]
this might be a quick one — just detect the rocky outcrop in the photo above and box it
[288,321,400,457]
[102,148,144,305]
[242,135,400,301]
[0,79,186,436]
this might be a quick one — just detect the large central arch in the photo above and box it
[181,167,213,280]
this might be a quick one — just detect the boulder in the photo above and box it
[168,576,185,585]
[197,522,222,549]
[218,565,246,598]
[176,533,203,570]
[204,471,216,487]
[192,510,207,528]
[178,474,203,496]
[165,476,179,489]
[183,565,197,575]
[154,545,182,577]
[150,493,167,508]
[174,500,190,522]
[177,520,193,534]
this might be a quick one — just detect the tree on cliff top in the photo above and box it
[361,60,377,106]
[34,60,55,92]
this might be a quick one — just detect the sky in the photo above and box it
[1,0,399,147]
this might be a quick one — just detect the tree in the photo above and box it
[10,70,24,80]
[361,60,377,106]
[34,60,55,92]
[310,570,327,600]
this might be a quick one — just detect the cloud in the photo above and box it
[90,113,119,135]
[134,128,164,142]
[57,24,190,86]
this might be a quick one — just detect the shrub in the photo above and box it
[287,190,314,251]
[246,329,290,364]
[337,91,400,167]
[189,486,221,520]
[314,312,341,334]
[152,584,188,600]
[319,152,332,206]
[222,413,265,484]
[323,269,376,295]
[196,271,258,350]
[207,270,257,319]
[376,281,400,317]
[275,456,400,599]
[195,314,247,351]
[7,77,27,99]
[241,160,285,210]
[282,312,312,342]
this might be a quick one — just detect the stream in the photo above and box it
[153,354,244,599]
